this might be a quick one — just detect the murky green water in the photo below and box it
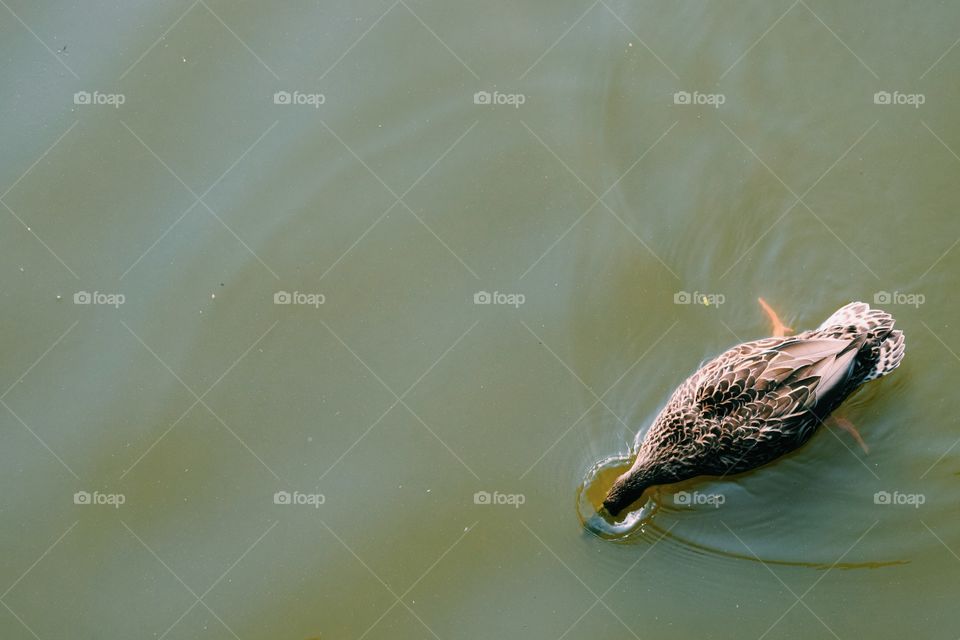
[2,1,960,638]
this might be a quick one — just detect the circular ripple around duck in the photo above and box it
[577,454,659,540]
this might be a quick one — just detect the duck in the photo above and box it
[602,300,905,517]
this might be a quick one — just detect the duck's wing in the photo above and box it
[688,335,865,473]
[693,335,859,417]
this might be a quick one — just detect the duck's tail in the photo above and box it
[818,301,905,382]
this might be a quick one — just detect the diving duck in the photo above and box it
[602,301,905,517]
